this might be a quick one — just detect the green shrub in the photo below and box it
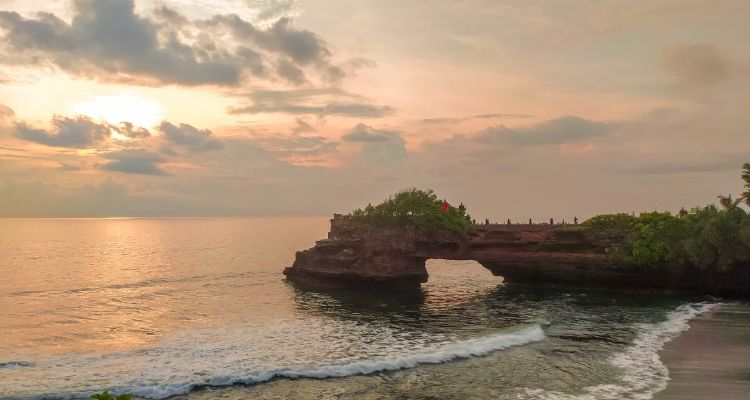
[91,391,132,400]
[586,204,750,271]
[350,188,471,234]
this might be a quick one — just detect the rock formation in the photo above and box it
[285,215,623,288]
[284,215,750,294]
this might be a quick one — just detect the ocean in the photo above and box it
[0,218,733,399]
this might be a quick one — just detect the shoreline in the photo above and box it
[656,302,750,399]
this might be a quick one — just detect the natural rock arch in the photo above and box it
[283,215,630,288]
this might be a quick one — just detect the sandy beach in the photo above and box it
[656,302,750,400]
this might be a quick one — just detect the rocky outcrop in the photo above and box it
[284,215,624,288]
[284,215,750,295]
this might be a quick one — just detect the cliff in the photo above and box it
[285,215,618,288]
[284,215,750,295]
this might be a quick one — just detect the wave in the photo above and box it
[0,361,34,369]
[11,325,545,400]
[520,302,718,400]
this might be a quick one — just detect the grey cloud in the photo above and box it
[347,57,376,70]
[418,113,533,125]
[205,14,341,85]
[418,117,462,124]
[230,88,393,118]
[0,104,14,120]
[342,123,399,143]
[248,0,299,23]
[325,103,393,118]
[0,0,343,86]
[159,144,179,156]
[15,116,110,148]
[276,58,307,84]
[474,113,533,119]
[111,121,150,138]
[247,87,361,103]
[236,46,266,75]
[661,43,737,86]
[255,134,337,156]
[100,149,165,175]
[58,162,82,171]
[153,6,188,26]
[475,116,618,147]
[343,123,406,165]
[0,1,240,86]
[213,16,329,66]
[262,18,328,65]
[291,118,314,134]
[158,121,223,152]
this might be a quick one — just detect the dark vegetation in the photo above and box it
[350,188,472,234]
[584,163,750,272]
[91,391,131,400]
[348,164,750,278]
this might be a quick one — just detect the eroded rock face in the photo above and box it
[284,215,618,288]
[284,215,750,295]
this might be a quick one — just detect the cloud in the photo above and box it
[211,15,329,66]
[418,113,533,125]
[58,162,82,171]
[15,115,110,148]
[276,58,307,84]
[245,0,300,24]
[0,104,14,120]
[158,121,223,152]
[661,43,738,86]
[342,123,396,143]
[343,123,406,165]
[291,117,314,134]
[0,0,343,86]
[0,1,240,86]
[100,149,165,175]
[230,88,393,117]
[474,116,618,147]
[254,134,337,155]
[474,113,533,119]
[111,121,150,138]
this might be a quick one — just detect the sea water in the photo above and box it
[0,218,722,399]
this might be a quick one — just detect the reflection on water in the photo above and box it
[0,219,722,400]
[0,218,329,357]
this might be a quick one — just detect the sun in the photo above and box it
[71,92,164,129]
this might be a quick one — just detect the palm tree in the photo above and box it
[718,194,743,210]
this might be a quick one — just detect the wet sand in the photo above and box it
[656,302,750,400]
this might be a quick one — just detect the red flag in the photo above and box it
[440,200,450,212]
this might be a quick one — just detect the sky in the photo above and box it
[0,0,748,219]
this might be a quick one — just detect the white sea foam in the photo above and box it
[8,325,543,400]
[121,324,545,399]
[520,302,719,400]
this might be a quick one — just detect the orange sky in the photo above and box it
[0,0,749,218]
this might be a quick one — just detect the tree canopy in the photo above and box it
[584,163,750,271]
[350,188,471,234]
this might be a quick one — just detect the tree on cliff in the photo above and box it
[743,162,750,206]
[585,163,750,272]
[350,188,471,234]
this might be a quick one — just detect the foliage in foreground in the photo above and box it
[350,188,471,234]
[91,391,132,400]
[584,163,750,271]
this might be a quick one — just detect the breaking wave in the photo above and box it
[521,302,718,400]
[8,325,545,400]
